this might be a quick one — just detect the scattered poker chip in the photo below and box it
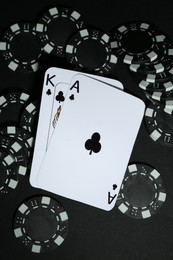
[20,101,37,133]
[116,163,166,219]
[0,91,30,110]
[65,28,117,74]
[13,196,69,253]
[0,135,27,179]
[36,6,85,57]
[110,21,166,64]
[0,91,30,124]
[129,43,173,74]
[0,22,42,72]
[131,63,173,83]
[138,79,173,92]
[0,149,18,198]
[145,102,173,146]
[0,125,34,159]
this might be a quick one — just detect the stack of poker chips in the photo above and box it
[110,21,173,147]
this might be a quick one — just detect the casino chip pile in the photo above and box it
[0,90,37,198]
[110,21,173,147]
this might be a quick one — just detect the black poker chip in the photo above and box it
[0,91,30,124]
[13,196,69,253]
[36,6,85,57]
[110,21,166,64]
[145,89,173,105]
[0,22,42,72]
[138,79,173,92]
[116,163,166,219]
[131,63,173,83]
[0,91,30,109]
[20,101,38,133]
[65,28,117,74]
[0,135,27,179]
[0,149,18,198]
[129,43,173,74]
[0,125,34,159]
[145,102,173,146]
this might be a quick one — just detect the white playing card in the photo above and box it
[37,75,145,211]
[48,83,69,145]
[30,67,124,188]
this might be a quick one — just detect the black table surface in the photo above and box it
[0,0,173,259]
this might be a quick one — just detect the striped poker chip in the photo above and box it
[0,135,27,179]
[129,41,173,74]
[144,101,173,146]
[0,149,18,198]
[138,79,173,92]
[116,163,166,219]
[65,28,117,74]
[0,22,42,72]
[145,88,173,105]
[13,196,69,253]
[36,6,85,57]
[0,125,34,159]
[0,91,30,110]
[131,63,173,83]
[110,21,166,64]
[20,101,38,133]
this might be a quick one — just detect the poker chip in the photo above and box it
[0,135,27,178]
[110,21,166,64]
[36,6,85,57]
[131,63,173,83]
[138,79,173,92]
[0,126,34,159]
[145,89,173,104]
[116,163,166,219]
[0,149,18,198]
[13,196,69,253]
[129,44,173,74]
[65,28,117,74]
[0,91,30,124]
[0,22,42,72]
[20,101,37,133]
[145,102,173,146]
[0,91,30,110]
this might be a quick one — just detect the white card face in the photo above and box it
[30,67,124,188]
[37,75,145,211]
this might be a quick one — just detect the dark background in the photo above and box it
[0,0,173,259]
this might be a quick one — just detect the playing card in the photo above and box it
[30,67,124,188]
[36,75,145,211]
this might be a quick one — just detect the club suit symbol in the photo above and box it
[56,91,65,103]
[85,132,101,155]
[46,89,51,95]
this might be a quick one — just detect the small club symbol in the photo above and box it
[85,132,101,155]
[113,184,117,190]
[69,94,74,100]
[56,91,65,103]
[46,89,51,95]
